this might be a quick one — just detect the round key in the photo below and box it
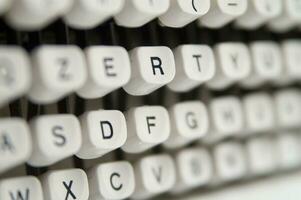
[114,0,170,28]
[0,118,32,174]
[27,114,82,167]
[0,176,43,200]
[76,110,127,159]
[164,101,209,149]
[213,142,247,182]
[41,169,89,200]
[77,46,131,99]
[131,154,176,200]
[242,41,283,88]
[5,0,73,30]
[89,161,135,200]
[123,46,175,96]
[64,0,125,29]
[159,0,210,28]
[0,46,31,108]
[242,93,275,134]
[199,0,248,28]
[269,0,301,32]
[167,45,215,92]
[122,106,170,154]
[236,0,282,29]
[28,45,87,104]
[207,42,251,90]
[172,148,212,193]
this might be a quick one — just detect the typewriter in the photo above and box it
[1,0,301,200]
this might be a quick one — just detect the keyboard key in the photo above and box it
[236,0,282,29]
[207,96,244,141]
[168,45,215,92]
[77,110,127,159]
[164,101,209,149]
[246,137,278,176]
[5,0,73,30]
[159,0,210,28]
[282,40,301,82]
[172,148,212,193]
[0,176,43,200]
[27,114,82,167]
[207,43,251,90]
[213,142,247,182]
[123,46,175,96]
[269,0,301,32]
[0,46,31,108]
[77,46,131,99]
[89,161,135,200]
[242,41,282,88]
[28,45,87,104]
[242,93,275,134]
[114,0,170,27]
[0,118,32,174]
[122,106,170,153]
[41,169,89,200]
[64,0,125,29]
[276,132,301,170]
[199,0,248,28]
[274,89,301,129]
[131,154,176,199]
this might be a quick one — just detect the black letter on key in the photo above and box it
[100,121,113,139]
[186,112,198,129]
[104,58,117,77]
[223,110,234,123]
[52,126,66,147]
[9,188,29,200]
[152,166,162,183]
[110,172,123,191]
[0,133,15,153]
[230,53,239,68]
[146,116,156,134]
[63,180,76,200]
[192,54,202,72]
[150,57,164,75]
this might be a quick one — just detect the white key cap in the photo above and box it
[123,46,175,96]
[131,154,176,199]
[159,0,210,28]
[0,176,43,200]
[77,110,127,159]
[199,0,248,28]
[207,43,251,90]
[0,118,32,174]
[122,106,170,153]
[235,0,282,29]
[172,148,212,193]
[64,0,125,29]
[282,40,301,82]
[41,169,89,200]
[28,45,87,104]
[242,41,283,88]
[213,142,247,182]
[0,0,12,15]
[246,137,278,176]
[0,46,31,108]
[77,46,131,99]
[28,114,82,167]
[207,96,244,141]
[274,89,301,129]
[167,45,215,92]
[269,0,301,32]
[114,0,169,28]
[242,93,275,134]
[5,0,73,30]
[276,132,301,170]
[89,161,135,200]
[164,101,209,149]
